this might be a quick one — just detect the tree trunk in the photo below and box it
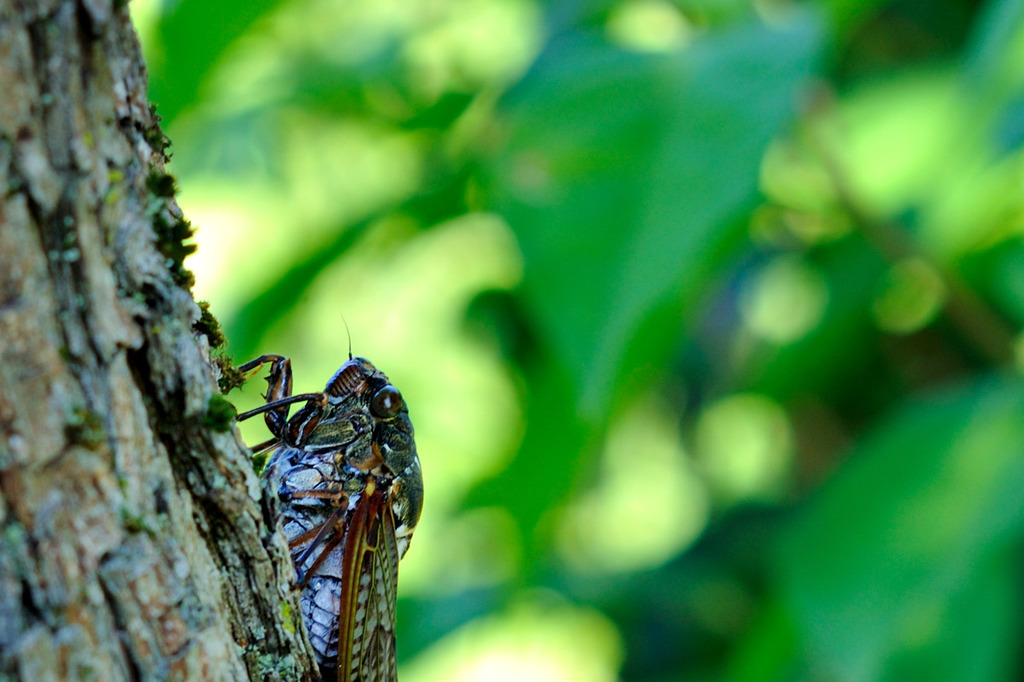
[0,1,316,679]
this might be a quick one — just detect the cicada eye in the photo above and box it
[370,385,404,418]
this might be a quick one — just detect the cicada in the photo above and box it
[237,353,423,682]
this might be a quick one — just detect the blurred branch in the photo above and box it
[807,103,1018,367]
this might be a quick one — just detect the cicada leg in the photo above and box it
[281,487,350,507]
[236,354,294,439]
[287,502,348,587]
[236,354,330,446]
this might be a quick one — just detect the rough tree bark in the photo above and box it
[0,1,316,679]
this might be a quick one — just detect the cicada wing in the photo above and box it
[336,482,401,682]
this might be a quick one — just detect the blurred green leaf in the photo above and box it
[491,12,824,417]
[470,11,822,567]
[724,598,801,682]
[223,166,471,358]
[224,213,375,358]
[742,239,889,411]
[813,0,888,34]
[963,0,1024,153]
[993,94,1024,152]
[774,376,1024,681]
[152,0,288,123]
[882,551,1019,682]
[963,0,1024,89]
[978,240,1024,326]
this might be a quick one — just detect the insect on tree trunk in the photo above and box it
[0,1,316,679]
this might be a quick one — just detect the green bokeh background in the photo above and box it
[133,0,1024,679]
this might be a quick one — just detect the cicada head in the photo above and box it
[315,357,423,544]
[319,358,417,473]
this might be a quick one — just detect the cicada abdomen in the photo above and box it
[240,355,423,681]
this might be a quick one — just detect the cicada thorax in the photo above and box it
[259,356,423,679]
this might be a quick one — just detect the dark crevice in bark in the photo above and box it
[17,578,42,623]
[95,555,144,681]
[153,478,171,516]
[75,0,102,41]
[39,199,93,364]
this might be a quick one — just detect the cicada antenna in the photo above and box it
[341,314,353,360]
